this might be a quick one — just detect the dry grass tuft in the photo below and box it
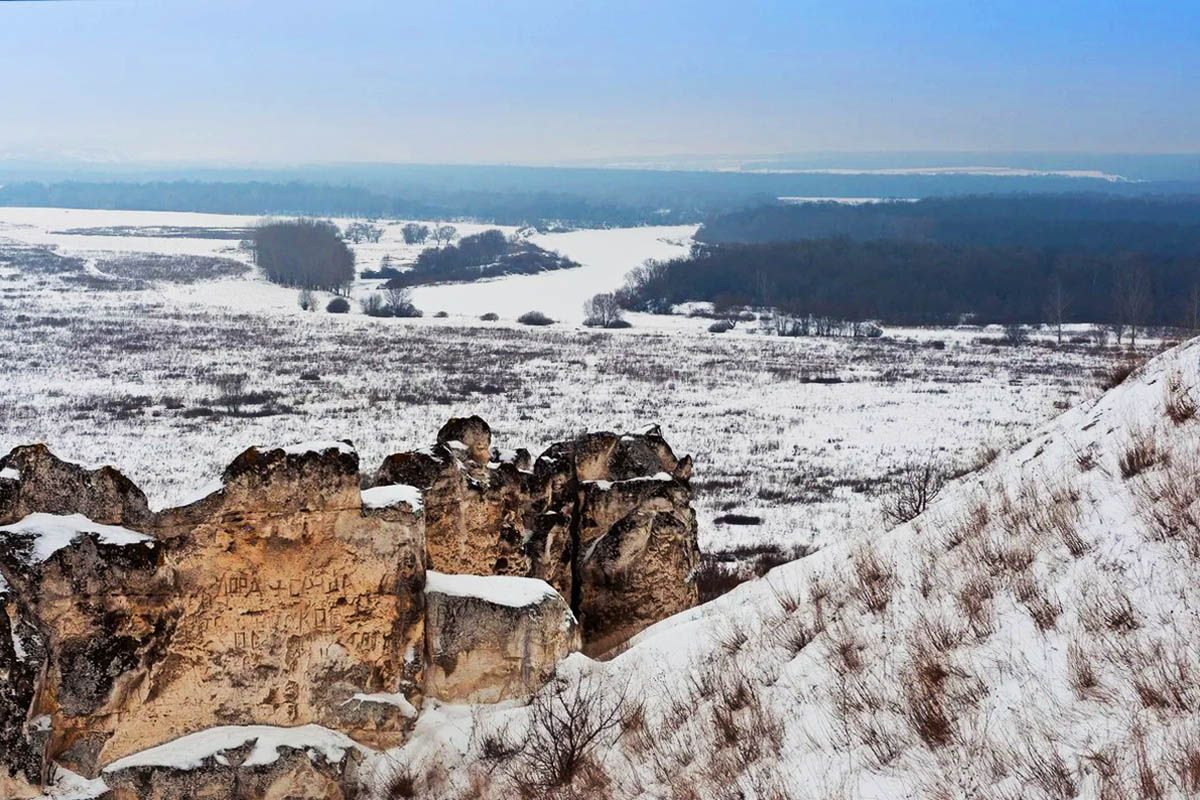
[1165,371,1198,424]
[850,545,897,615]
[1080,588,1139,634]
[1120,427,1167,478]
[1098,355,1147,390]
[956,572,996,639]
[1136,440,1200,559]
[826,624,865,676]
[1015,739,1078,800]
[1013,575,1062,632]
[1066,640,1104,701]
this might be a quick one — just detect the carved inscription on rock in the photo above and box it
[76,489,427,770]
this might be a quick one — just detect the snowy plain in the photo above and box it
[0,207,1117,557]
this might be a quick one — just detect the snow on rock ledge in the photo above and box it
[280,440,356,457]
[102,724,362,773]
[0,512,154,564]
[100,724,364,800]
[425,569,559,608]
[361,484,423,513]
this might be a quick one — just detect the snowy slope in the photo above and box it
[370,336,1200,799]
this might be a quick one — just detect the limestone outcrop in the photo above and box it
[424,571,580,703]
[0,418,699,796]
[374,420,700,655]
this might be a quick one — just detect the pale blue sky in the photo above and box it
[1,0,1196,164]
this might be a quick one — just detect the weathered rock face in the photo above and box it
[0,442,426,785]
[0,444,151,528]
[137,443,427,761]
[374,444,534,584]
[373,420,700,656]
[0,418,697,793]
[423,571,580,703]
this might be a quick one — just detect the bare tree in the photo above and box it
[362,292,388,317]
[401,223,430,245]
[385,285,421,318]
[1044,274,1068,344]
[582,292,625,328]
[343,221,383,244]
[881,459,946,526]
[432,225,458,247]
[297,288,315,312]
[1115,264,1152,347]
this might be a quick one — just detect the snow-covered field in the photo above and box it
[0,207,1118,557]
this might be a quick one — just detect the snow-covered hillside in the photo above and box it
[369,336,1200,799]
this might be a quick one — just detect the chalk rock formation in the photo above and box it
[374,421,700,655]
[0,444,151,529]
[0,441,426,786]
[374,427,535,584]
[423,571,580,703]
[0,418,698,794]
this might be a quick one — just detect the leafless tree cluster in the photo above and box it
[401,222,431,244]
[364,286,423,318]
[432,224,458,247]
[582,292,627,328]
[343,221,383,243]
[253,219,354,292]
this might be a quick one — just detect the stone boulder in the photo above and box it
[423,571,580,703]
[436,415,492,466]
[576,474,699,655]
[373,439,540,585]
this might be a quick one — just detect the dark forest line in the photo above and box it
[618,238,1200,328]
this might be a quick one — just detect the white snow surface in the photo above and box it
[360,484,423,512]
[279,440,355,456]
[408,225,696,323]
[0,513,153,563]
[345,691,419,719]
[38,767,107,800]
[0,466,19,481]
[101,724,362,773]
[424,570,560,608]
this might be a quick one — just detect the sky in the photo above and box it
[0,0,1197,165]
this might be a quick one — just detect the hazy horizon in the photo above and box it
[3,0,1198,166]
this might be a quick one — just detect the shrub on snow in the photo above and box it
[518,310,555,326]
